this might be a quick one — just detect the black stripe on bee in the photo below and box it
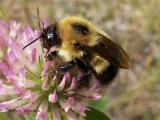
[72,24,88,35]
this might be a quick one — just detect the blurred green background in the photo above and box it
[0,0,160,120]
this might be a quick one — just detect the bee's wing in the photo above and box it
[78,33,129,69]
[94,33,129,68]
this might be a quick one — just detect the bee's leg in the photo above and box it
[45,51,58,61]
[75,59,92,88]
[75,59,92,72]
[56,61,75,74]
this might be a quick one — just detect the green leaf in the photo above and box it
[89,96,109,110]
[36,55,44,74]
[25,66,41,85]
[0,113,9,120]
[24,113,35,120]
[85,107,111,120]
[60,112,67,120]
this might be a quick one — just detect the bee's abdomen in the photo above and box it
[89,54,118,84]
[84,53,118,85]
[90,54,109,74]
[95,64,118,84]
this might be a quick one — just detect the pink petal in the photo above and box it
[92,93,102,100]
[65,72,71,82]
[89,80,100,91]
[0,37,7,52]
[0,91,38,112]
[36,100,48,120]
[14,86,25,96]
[0,81,17,95]
[51,106,61,120]
[0,20,9,51]
[78,78,102,100]
[34,30,41,38]
[73,103,88,116]
[0,98,28,112]
[16,108,30,114]
[9,21,20,38]
[41,61,54,76]
[0,103,9,112]
[16,93,40,115]
[59,100,70,112]
[67,77,76,91]
[18,68,25,78]
[42,76,49,91]
[0,20,9,35]
[58,73,68,91]
[11,21,21,30]
[29,48,37,63]
[0,81,6,95]
[28,92,41,102]
[19,28,41,52]
[65,111,78,120]
[8,38,31,68]
[67,97,75,106]
[88,80,102,100]
[0,62,9,76]
[23,26,35,40]
[5,50,17,65]
[59,97,75,112]
[60,99,88,116]
[21,90,32,99]
[5,52,23,74]
[0,62,8,70]
[49,90,58,103]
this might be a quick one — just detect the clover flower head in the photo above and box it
[0,20,104,120]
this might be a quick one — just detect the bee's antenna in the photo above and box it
[22,36,42,50]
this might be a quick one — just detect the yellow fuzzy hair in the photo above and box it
[58,16,109,61]
[90,54,110,74]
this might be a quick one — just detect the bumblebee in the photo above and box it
[23,16,129,87]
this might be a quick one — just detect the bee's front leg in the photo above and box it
[45,51,58,61]
[56,61,75,74]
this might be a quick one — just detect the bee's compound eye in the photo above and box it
[47,33,54,39]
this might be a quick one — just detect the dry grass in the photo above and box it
[0,0,160,120]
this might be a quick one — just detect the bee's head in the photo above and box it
[22,23,61,50]
[41,23,61,49]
